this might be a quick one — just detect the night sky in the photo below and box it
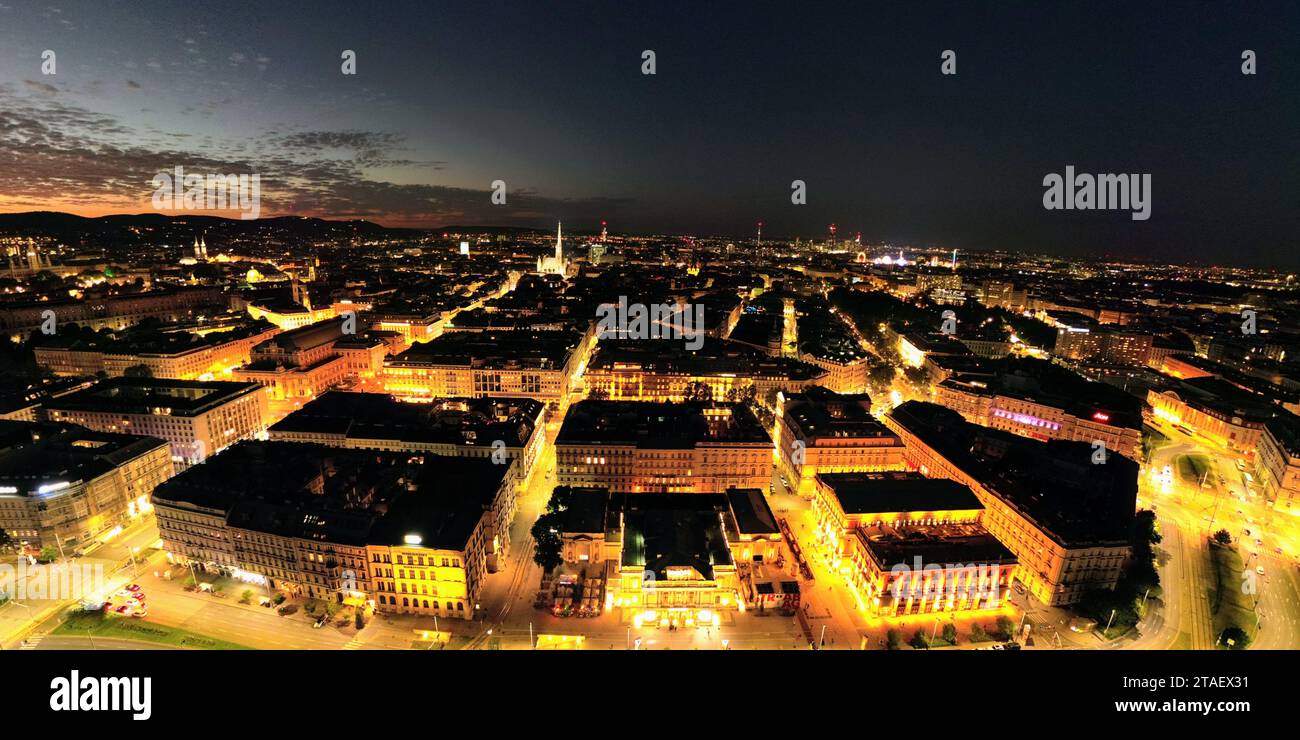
[0,1,1297,266]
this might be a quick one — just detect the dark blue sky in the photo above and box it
[1,1,1297,266]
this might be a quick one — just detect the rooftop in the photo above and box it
[558,400,771,447]
[855,522,1016,570]
[154,440,507,550]
[888,401,1138,546]
[816,472,983,515]
[587,338,825,380]
[782,386,899,443]
[387,328,580,370]
[269,391,543,448]
[0,420,169,496]
[43,377,264,417]
[620,494,733,580]
[940,356,1143,428]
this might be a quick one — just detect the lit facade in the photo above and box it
[42,378,270,468]
[776,387,907,497]
[0,422,173,550]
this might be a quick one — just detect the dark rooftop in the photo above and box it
[153,440,507,550]
[388,329,580,370]
[557,400,771,448]
[782,385,899,443]
[269,391,543,448]
[817,472,983,515]
[0,420,169,496]
[620,494,733,580]
[887,401,1139,546]
[724,487,779,535]
[939,356,1143,429]
[43,377,263,417]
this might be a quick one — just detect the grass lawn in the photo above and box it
[1208,542,1258,646]
[55,610,252,650]
[1176,454,1212,485]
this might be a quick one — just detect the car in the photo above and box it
[1255,539,1263,548]
[1275,546,1284,555]
[126,583,142,592]
[130,609,147,618]
[1243,528,1251,537]
[114,604,133,615]
[101,601,114,611]
[130,593,146,602]
[1256,565,1265,576]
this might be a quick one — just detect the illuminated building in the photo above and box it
[0,286,225,341]
[583,338,827,402]
[231,317,376,403]
[153,441,511,615]
[0,421,172,550]
[42,377,269,469]
[33,317,279,380]
[934,357,1142,458]
[269,391,546,499]
[1257,411,1300,517]
[383,329,584,404]
[885,401,1136,607]
[796,302,871,393]
[892,328,974,369]
[809,472,1016,618]
[536,222,570,276]
[915,272,961,292]
[1052,321,1152,366]
[369,309,444,346]
[554,489,776,624]
[776,386,906,497]
[556,400,772,493]
[1146,376,1276,457]
[244,297,339,330]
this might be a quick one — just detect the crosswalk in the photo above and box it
[19,635,44,650]
[341,637,365,650]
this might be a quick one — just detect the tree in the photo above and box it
[867,363,896,395]
[725,383,757,405]
[908,629,931,650]
[531,515,563,573]
[1212,529,1233,546]
[969,623,988,642]
[587,388,609,400]
[0,528,13,552]
[124,364,154,379]
[38,545,59,563]
[683,381,713,402]
[941,622,958,645]
[1218,626,1250,650]
[885,629,903,650]
[531,487,574,574]
[995,615,1016,642]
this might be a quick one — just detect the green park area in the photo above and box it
[1208,542,1257,649]
[55,610,251,650]
[1175,453,1212,485]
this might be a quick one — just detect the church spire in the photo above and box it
[555,221,563,260]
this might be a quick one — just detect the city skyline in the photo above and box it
[1,1,1298,267]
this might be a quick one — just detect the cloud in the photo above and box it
[0,86,629,226]
[23,80,58,95]
[126,80,142,90]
